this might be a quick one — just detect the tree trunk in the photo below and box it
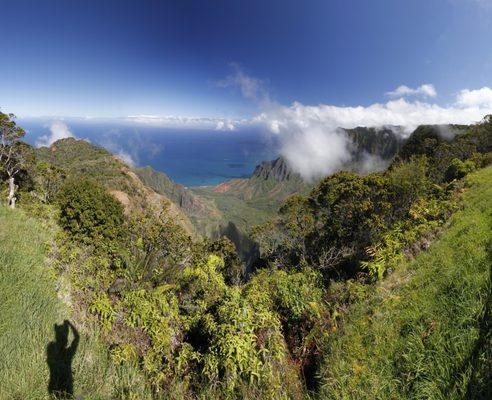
[7,177,16,209]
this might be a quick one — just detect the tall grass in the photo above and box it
[0,206,149,400]
[319,166,492,399]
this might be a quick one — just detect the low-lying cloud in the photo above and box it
[99,128,139,168]
[214,67,492,180]
[36,120,75,147]
[115,150,136,168]
[253,95,492,180]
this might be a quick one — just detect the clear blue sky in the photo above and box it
[1,0,491,118]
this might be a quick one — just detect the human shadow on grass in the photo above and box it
[46,320,79,399]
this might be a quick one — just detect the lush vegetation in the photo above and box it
[1,111,491,399]
[319,165,492,399]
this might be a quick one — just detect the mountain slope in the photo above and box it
[0,207,149,399]
[36,138,196,235]
[134,165,223,235]
[320,166,492,399]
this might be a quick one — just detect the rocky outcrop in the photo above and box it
[343,126,405,162]
[252,157,301,183]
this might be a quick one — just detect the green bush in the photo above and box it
[57,178,125,243]
[444,158,476,182]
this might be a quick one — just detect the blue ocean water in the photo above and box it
[19,119,279,187]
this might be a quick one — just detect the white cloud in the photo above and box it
[456,87,492,107]
[115,150,136,167]
[215,120,236,131]
[36,120,75,147]
[216,63,270,103]
[386,84,437,98]
[132,67,492,182]
[126,114,241,131]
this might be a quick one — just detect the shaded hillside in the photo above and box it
[135,166,215,215]
[135,165,260,263]
[36,138,196,235]
[191,157,308,247]
[134,159,304,265]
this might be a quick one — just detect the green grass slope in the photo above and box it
[0,207,148,400]
[320,166,492,400]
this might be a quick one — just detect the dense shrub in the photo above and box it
[444,158,476,182]
[125,202,192,284]
[57,178,125,243]
[208,236,245,284]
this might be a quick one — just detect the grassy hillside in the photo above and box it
[319,166,492,399]
[0,206,149,400]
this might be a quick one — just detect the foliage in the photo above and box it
[89,293,116,332]
[319,165,492,400]
[57,178,125,244]
[207,236,245,284]
[4,113,491,399]
[125,202,193,284]
[253,118,491,283]
[0,205,149,399]
[35,137,137,194]
[32,160,66,203]
[445,158,476,182]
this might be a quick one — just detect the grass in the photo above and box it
[319,166,492,399]
[0,206,149,400]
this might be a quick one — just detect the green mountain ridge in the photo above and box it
[35,138,197,235]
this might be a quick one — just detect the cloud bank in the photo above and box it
[456,87,492,107]
[251,95,492,179]
[215,68,492,180]
[36,120,75,147]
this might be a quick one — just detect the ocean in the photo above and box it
[19,119,280,187]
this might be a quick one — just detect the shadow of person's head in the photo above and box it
[54,320,69,348]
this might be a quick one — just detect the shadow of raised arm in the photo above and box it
[67,320,79,359]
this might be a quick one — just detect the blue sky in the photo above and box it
[2,0,492,119]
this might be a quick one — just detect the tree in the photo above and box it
[0,112,28,208]
[208,236,244,284]
[33,161,66,203]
